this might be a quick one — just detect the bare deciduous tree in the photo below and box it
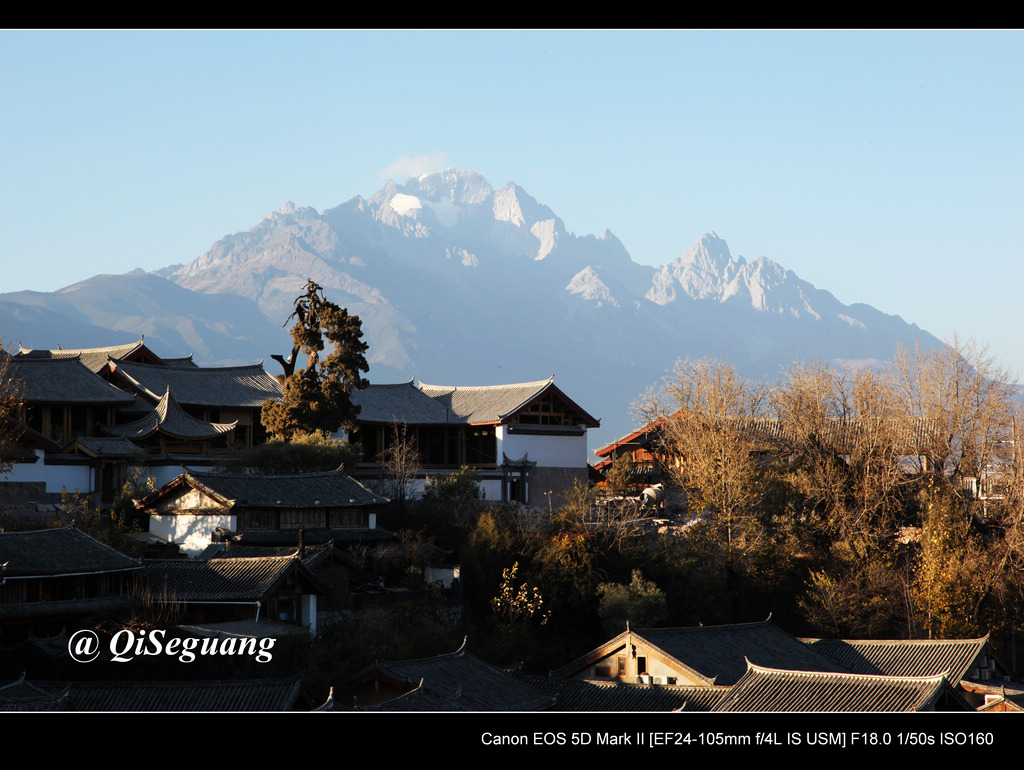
[892,334,1018,483]
[375,420,421,518]
[637,358,772,561]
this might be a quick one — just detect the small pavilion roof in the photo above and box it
[100,389,236,441]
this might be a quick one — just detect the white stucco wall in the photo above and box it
[149,513,237,557]
[496,428,589,468]
[3,451,94,493]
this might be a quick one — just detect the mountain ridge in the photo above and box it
[0,168,940,447]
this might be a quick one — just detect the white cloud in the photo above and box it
[381,153,450,182]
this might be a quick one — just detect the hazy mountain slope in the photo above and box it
[0,272,290,365]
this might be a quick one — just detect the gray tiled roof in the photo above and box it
[712,663,969,712]
[421,377,597,426]
[0,525,142,577]
[420,378,558,424]
[352,377,599,427]
[803,636,990,683]
[354,643,555,711]
[141,555,319,602]
[0,594,135,620]
[111,360,282,408]
[523,676,728,712]
[100,389,236,441]
[62,436,144,457]
[0,674,70,712]
[200,541,360,570]
[16,339,153,373]
[8,356,136,405]
[27,677,306,711]
[350,381,451,425]
[620,619,840,686]
[180,469,387,509]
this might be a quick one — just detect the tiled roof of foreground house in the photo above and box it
[0,674,70,712]
[555,617,839,687]
[961,680,1024,711]
[712,663,974,712]
[635,621,842,686]
[0,525,142,578]
[199,541,356,569]
[110,360,283,408]
[139,468,387,511]
[9,676,308,711]
[803,636,993,682]
[142,555,327,603]
[523,676,729,712]
[349,640,555,711]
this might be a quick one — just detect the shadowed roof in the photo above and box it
[141,555,325,602]
[0,525,141,577]
[523,676,728,712]
[555,618,840,686]
[110,360,282,408]
[8,356,136,405]
[352,641,554,711]
[23,677,306,712]
[140,469,387,510]
[60,436,144,457]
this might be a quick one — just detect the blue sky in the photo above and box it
[3,29,1023,377]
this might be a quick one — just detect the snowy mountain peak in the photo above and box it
[405,168,493,205]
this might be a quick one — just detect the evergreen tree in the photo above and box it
[262,280,369,439]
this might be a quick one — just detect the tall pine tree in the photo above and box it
[262,280,369,440]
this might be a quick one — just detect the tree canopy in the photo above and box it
[635,340,1024,640]
[0,345,23,476]
[262,280,369,440]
